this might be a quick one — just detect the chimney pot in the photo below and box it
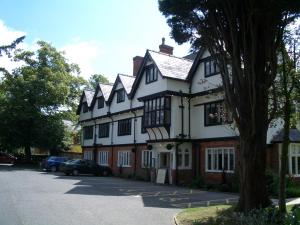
[159,37,173,55]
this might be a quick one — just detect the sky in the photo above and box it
[0,0,191,82]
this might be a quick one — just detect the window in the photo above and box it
[98,123,110,138]
[204,58,220,77]
[143,96,171,128]
[289,144,300,177]
[118,151,131,167]
[204,101,232,126]
[116,89,125,103]
[84,150,93,160]
[141,116,146,133]
[142,150,153,168]
[118,119,131,136]
[145,65,158,84]
[206,147,235,172]
[83,126,93,140]
[98,151,109,166]
[82,102,88,113]
[177,148,191,169]
[97,97,104,109]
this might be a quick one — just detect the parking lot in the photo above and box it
[0,165,237,225]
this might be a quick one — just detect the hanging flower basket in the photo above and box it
[166,144,173,150]
[147,145,153,150]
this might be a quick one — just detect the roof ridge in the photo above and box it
[148,49,193,62]
[118,73,134,78]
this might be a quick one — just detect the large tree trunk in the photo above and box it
[24,143,31,162]
[237,88,271,211]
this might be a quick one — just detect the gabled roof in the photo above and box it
[271,129,300,143]
[130,50,194,97]
[186,48,206,81]
[90,83,113,108]
[76,89,95,115]
[118,74,135,94]
[99,83,113,101]
[148,50,193,80]
[107,74,135,103]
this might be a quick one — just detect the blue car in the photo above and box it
[42,156,68,172]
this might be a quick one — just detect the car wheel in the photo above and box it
[72,169,79,176]
[51,166,57,172]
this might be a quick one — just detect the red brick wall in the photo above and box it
[198,140,239,184]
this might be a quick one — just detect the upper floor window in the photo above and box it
[143,96,171,128]
[118,118,131,136]
[145,65,158,84]
[97,97,104,109]
[116,89,125,103]
[82,102,89,113]
[83,126,93,140]
[204,58,220,77]
[289,144,300,177]
[206,147,235,173]
[204,101,232,126]
[98,123,110,138]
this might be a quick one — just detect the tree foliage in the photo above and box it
[159,0,300,212]
[88,73,109,89]
[0,41,87,157]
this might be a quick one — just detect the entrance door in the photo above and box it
[159,152,172,184]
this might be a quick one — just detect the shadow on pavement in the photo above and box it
[0,164,41,171]
[52,173,238,209]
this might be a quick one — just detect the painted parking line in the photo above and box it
[171,197,239,208]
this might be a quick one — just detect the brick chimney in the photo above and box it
[133,56,144,76]
[159,37,173,55]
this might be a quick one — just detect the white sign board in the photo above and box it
[156,169,167,184]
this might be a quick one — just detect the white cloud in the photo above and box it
[61,40,104,79]
[0,20,27,72]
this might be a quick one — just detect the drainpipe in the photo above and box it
[130,99,137,177]
[175,91,185,185]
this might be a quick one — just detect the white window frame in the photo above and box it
[177,148,192,169]
[98,151,109,166]
[84,150,93,160]
[141,150,154,168]
[289,143,300,177]
[205,147,235,173]
[117,151,131,167]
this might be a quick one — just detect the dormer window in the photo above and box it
[97,97,104,109]
[204,58,220,77]
[116,89,125,103]
[82,102,88,113]
[145,65,158,84]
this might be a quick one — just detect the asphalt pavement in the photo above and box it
[0,164,237,225]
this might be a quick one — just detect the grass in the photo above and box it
[175,204,299,225]
[175,204,233,225]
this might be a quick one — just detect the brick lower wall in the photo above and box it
[198,140,239,184]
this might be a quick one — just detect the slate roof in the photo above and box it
[84,90,95,107]
[99,83,113,101]
[118,74,135,94]
[148,50,193,80]
[271,129,300,143]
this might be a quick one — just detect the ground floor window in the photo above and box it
[98,151,109,166]
[118,151,131,167]
[289,144,300,176]
[84,150,93,160]
[205,147,235,172]
[142,150,154,168]
[178,148,191,169]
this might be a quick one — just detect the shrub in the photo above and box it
[191,176,206,188]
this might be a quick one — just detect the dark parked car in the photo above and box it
[42,156,68,172]
[0,152,17,164]
[62,159,112,176]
